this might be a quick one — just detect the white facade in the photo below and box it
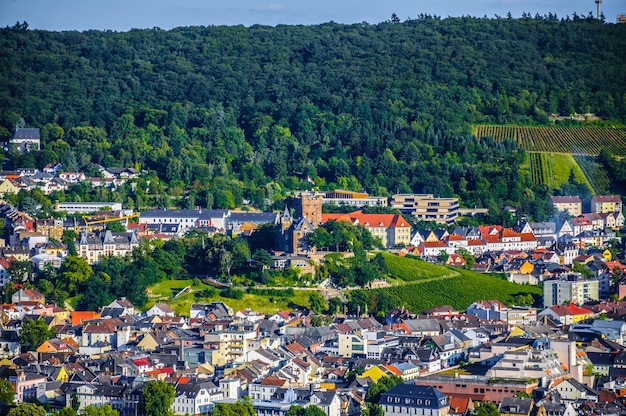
[55,201,123,214]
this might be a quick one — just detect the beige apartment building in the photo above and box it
[550,196,582,217]
[591,195,623,214]
[390,194,459,225]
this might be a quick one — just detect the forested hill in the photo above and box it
[0,16,625,218]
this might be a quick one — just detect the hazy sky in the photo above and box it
[1,0,623,31]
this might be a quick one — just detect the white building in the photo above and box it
[140,209,231,233]
[172,380,223,416]
[55,201,123,214]
[543,273,599,307]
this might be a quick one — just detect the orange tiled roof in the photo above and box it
[322,211,410,229]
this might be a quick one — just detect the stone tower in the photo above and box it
[293,192,323,227]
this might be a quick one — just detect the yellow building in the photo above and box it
[551,196,582,217]
[357,365,390,383]
[591,195,623,214]
[0,179,18,198]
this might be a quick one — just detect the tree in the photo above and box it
[59,256,93,294]
[7,402,46,416]
[437,250,449,264]
[252,249,273,270]
[309,291,327,314]
[287,405,305,416]
[474,402,500,416]
[71,392,80,411]
[105,221,126,232]
[310,315,324,327]
[286,405,326,416]
[572,262,593,279]
[0,378,15,404]
[140,380,175,416]
[53,408,77,416]
[79,404,120,416]
[213,397,255,416]
[362,403,385,416]
[365,375,404,404]
[327,296,343,315]
[8,259,32,283]
[19,318,56,351]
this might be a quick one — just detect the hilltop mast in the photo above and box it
[595,0,603,19]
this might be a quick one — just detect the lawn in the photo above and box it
[147,278,312,316]
[551,153,593,191]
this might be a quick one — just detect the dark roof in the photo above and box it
[229,212,278,224]
[381,384,449,409]
[499,397,533,415]
[10,127,40,140]
[140,209,229,219]
[586,352,614,366]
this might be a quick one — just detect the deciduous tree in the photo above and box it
[140,380,175,416]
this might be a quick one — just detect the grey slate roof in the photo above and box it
[10,127,40,140]
[499,397,533,415]
[229,212,279,224]
[140,209,229,219]
[381,384,449,409]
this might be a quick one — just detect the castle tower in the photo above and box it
[275,205,293,252]
[293,192,323,227]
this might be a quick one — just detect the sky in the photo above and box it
[0,0,623,31]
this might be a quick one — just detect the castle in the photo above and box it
[275,192,322,255]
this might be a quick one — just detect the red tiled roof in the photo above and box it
[0,258,10,269]
[83,322,116,334]
[449,397,472,413]
[551,196,582,203]
[383,364,403,376]
[421,241,447,248]
[592,195,621,203]
[285,341,306,354]
[133,358,151,367]
[322,211,410,229]
[72,311,101,325]
[549,304,593,316]
[261,376,287,386]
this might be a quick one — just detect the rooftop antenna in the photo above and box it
[595,0,603,19]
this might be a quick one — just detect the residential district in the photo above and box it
[0,127,626,415]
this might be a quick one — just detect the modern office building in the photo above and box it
[391,194,459,225]
[322,189,388,208]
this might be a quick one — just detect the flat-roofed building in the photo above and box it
[55,201,123,214]
[543,273,599,308]
[391,194,459,225]
[323,189,388,208]
[412,375,537,403]
[139,209,231,233]
[550,196,582,217]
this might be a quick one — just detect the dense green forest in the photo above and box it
[1,16,625,220]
